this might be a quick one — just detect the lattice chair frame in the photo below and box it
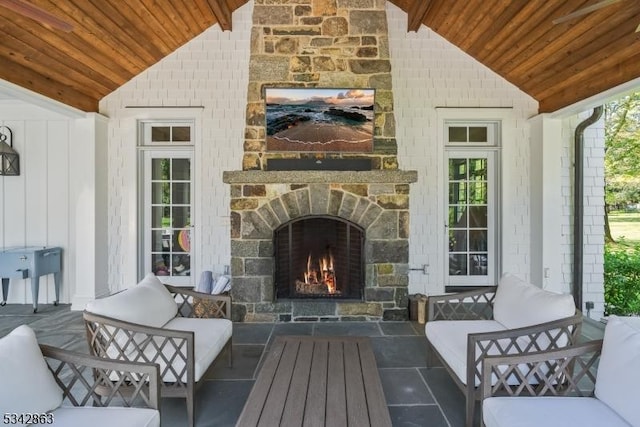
[427,287,583,427]
[39,343,160,410]
[428,286,497,322]
[83,285,232,427]
[165,284,231,319]
[462,311,583,426]
[480,340,603,425]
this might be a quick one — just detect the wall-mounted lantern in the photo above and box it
[0,126,19,176]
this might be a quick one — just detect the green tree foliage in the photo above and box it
[605,92,640,211]
[604,244,640,316]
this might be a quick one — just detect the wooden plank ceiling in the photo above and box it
[0,0,639,113]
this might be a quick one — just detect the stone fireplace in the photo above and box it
[223,0,417,322]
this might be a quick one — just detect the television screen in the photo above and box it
[265,88,374,153]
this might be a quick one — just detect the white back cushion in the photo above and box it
[86,273,178,327]
[493,273,575,330]
[595,315,640,426]
[0,325,62,425]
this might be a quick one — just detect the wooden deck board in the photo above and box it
[281,340,314,426]
[326,340,347,427]
[303,340,327,427]
[236,336,392,427]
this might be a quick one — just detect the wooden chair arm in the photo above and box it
[481,339,602,400]
[39,343,161,409]
[467,311,583,392]
[165,284,232,319]
[83,310,195,387]
[428,286,497,321]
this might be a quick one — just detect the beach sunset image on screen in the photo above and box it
[265,88,374,153]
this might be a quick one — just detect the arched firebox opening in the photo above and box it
[274,216,364,300]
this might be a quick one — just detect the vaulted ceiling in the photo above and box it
[1,0,639,113]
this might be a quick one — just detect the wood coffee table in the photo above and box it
[236,335,392,427]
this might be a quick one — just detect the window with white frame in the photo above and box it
[445,121,499,287]
[139,121,195,285]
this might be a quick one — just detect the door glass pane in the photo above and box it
[172,159,190,180]
[172,183,190,204]
[151,230,165,251]
[469,159,487,180]
[173,229,190,253]
[151,159,170,180]
[172,127,191,142]
[151,127,171,142]
[469,127,487,142]
[448,127,467,143]
[147,155,192,281]
[151,182,169,204]
[449,183,466,204]
[469,230,487,251]
[469,254,488,275]
[469,182,487,204]
[449,158,467,180]
[449,229,467,251]
[151,206,167,228]
[469,206,487,228]
[448,155,490,281]
[449,206,467,227]
[449,254,467,275]
[172,206,190,228]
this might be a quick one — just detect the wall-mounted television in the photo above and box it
[265,88,375,153]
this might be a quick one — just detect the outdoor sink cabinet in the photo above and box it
[0,246,62,313]
[425,273,583,427]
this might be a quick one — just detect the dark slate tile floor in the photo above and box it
[0,304,605,427]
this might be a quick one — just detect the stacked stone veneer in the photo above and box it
[224,170,416,321]
[243,0,398,171]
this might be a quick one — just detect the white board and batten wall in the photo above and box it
[0,97,109,308]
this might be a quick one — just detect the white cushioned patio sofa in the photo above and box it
[83,273,232,427]
[425,273,583,427]
[482,315,640,427]
[0,325,160,427]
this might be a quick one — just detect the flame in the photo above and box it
[303,251,337,293]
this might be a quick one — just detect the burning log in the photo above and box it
[295,279,329,294]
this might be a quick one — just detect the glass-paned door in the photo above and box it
[143,151,194,285]
[447,152,496,286]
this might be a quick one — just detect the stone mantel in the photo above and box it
[223,170,418,184]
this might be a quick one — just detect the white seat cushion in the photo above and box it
[144,317,232,383]
[0,325,62,426]
[50,406,160,427]
[426,320,506,385]
[483,396,631,427]
[595,315,640,427]
[493,274,575,330]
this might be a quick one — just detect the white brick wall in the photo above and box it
[386,3,538,294]
[100,3,252,289]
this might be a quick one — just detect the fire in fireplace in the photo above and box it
[297,251,337,295]
[274,216,364,299]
